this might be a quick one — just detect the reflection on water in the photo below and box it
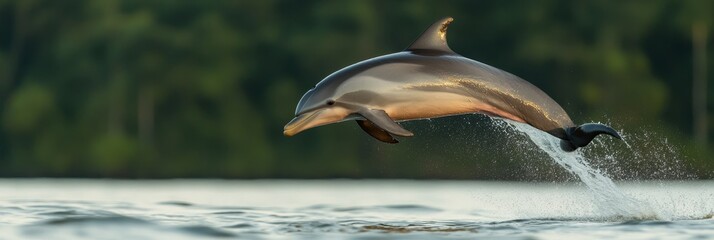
[0,179,712,240]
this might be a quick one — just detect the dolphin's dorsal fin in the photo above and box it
[406,17,454,53]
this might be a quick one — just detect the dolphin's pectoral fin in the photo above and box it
[405,17,455,54]
[357,120,399,144]
[360,109,414,137]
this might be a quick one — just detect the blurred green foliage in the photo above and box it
[0,0,712,179]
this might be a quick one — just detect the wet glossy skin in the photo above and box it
[283,17,583,143]
[289,49,575,139]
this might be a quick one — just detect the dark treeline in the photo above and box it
[0,0,712,179]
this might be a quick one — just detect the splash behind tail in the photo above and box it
[561,123,622,152]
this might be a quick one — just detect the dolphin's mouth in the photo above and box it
[283,109,326,137]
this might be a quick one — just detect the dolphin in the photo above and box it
[283,17,621,151]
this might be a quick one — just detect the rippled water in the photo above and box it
[0,179,712,240]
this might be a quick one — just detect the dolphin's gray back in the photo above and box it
[434,52,575,138]
[337,51,575,139]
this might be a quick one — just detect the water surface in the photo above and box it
[0,179,711,239]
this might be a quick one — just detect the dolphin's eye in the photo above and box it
[326,100,335,105]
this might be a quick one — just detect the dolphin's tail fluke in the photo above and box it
[560,123,622,152]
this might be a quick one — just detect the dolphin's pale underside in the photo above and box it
[284,17,621,151]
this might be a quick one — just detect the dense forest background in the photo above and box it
[0,0,712,180]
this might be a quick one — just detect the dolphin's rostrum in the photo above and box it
[284,17,622,151]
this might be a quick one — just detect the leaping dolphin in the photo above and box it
[283,17,621,151]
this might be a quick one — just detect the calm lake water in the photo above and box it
[0,179,711,240]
